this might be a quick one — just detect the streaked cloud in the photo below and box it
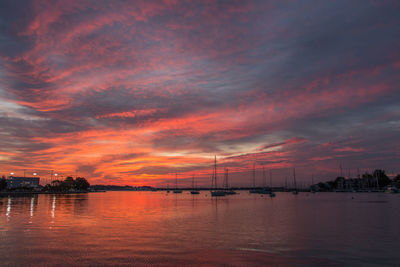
[0,0,399,186]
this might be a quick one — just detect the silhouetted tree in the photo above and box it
[43,184,52,191]
[74,177,90,191]
[0,175,7,190]
[373,169,391,187]
[362,172,374,187]
[51,180,61,186]
[393,174,400,187]
[362,172,373,179]
[45,176,90,192]
[317,182,332,191]
[333,177,345,188]
[45,180,62,192]
[64,176,75,186]
[54,176,74,191]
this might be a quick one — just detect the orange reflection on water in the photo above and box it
[1,192,400,266]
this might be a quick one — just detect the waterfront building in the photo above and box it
[6,176,40,189]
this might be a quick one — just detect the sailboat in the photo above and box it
[311,173,316,193]
[211,156,225,197]
[223,168,236,195]
[173,173,182,193]
[190,175,200,194]
[166,182,170,193]
[285,175,288,192]
[257,166,270,194]
[269,169,276,197]
[249,163,260,193]
[292,168,298,195]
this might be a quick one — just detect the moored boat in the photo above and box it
[249,163,258,194]
[292,168,298,195]
[190,175,200,194]
[173,173,182,193]
[210,156,226,197]
[223,168,236,195]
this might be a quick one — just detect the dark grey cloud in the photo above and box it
[0,0,399,184]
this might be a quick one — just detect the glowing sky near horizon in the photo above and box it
[0,0,399,186]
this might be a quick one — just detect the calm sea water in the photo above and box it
[0,191,399,266]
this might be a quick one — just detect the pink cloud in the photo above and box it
[258,137,308,151]
[334,147,367,153]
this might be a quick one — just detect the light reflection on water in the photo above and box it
[0,192,399,266]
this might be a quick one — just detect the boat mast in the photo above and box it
[269,169,272,189]
[253,162,256,189]
[211,155,218,190]
[175,173,178,190]
[262,166,266,188]
[224,168,229,189]
[293,168,297,191]
[285,175,288,189]
[214,155,217,189]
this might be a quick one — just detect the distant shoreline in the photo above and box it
[0,191,93,197]
[0,189,391,197]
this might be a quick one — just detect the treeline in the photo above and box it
[43,176,90,192]
[314,169,400,191]
[90,184,135,191]
[0,176,7,190]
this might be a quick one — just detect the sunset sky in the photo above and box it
[0,0,399,186]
